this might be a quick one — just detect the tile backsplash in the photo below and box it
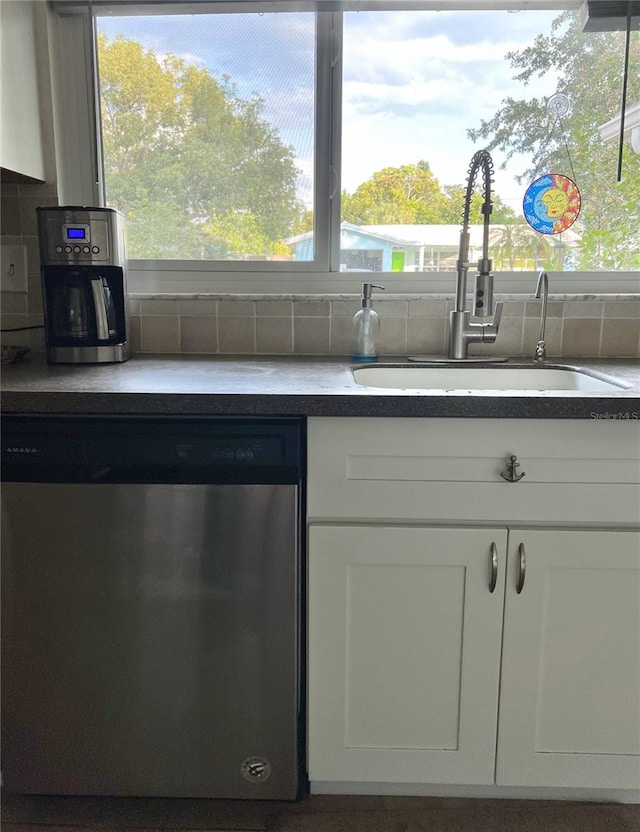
[1,180,57,347]
[1,182,639,358]
[124,294,640,359]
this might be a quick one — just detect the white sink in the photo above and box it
[352,365,625,392]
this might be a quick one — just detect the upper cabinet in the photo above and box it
[1,1,47,182]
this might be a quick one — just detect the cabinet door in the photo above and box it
[0,1,46,180]
[308,525,507,785]
[497,529,640,789]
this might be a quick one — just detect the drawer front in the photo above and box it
[307,417,640,524]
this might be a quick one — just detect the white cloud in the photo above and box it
[340,12,557,205]
[168,51,207,69]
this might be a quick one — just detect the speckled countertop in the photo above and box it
[2,353,639,419]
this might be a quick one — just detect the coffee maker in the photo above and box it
[37,206,130,364]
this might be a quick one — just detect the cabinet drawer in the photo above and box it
[307,417,640,524]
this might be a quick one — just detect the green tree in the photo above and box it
[98,34,305,259]
[489,221,550,270]
[341,161,451,225]
[342,162,518,226]
[467,10,640,269]
[441,186,517,225]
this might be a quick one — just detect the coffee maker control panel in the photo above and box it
[46,220,111,263]
[38,208,126,267]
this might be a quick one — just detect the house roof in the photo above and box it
[363,224,580,246]
[287,221,579,248]
[365,224,479,247]
[598,100,640,153]
[285,221,419,247]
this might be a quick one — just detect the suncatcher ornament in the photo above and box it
[523,93,581,236]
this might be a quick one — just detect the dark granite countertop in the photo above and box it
[1,353,639,419]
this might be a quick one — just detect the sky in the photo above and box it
[97,8,564,216]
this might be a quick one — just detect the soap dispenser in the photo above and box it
[351,282,385,362]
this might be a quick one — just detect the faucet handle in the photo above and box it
[535,340,547,361]
[479,301,503,345]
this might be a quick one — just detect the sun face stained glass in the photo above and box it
[523,173,581,235]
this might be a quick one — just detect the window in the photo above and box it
[96,12,317,263]
[340,8,640,276]
[53,1,640,293]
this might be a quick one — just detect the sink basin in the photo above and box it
[352,364,626,392]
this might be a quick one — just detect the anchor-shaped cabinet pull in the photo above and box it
[500,454,525,483]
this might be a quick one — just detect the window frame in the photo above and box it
[50,1,640,295]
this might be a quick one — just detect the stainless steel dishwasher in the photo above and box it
[1,415,305,800]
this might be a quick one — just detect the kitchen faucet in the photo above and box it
[447,150,503,360]
[533,270,548,361]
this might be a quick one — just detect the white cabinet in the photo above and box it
[309,526,507,785]
[0,1,46,181]
[497,529,640,790]
[307,417,639,526]
[307,417,640,794]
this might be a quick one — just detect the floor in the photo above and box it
[2,793,639,832]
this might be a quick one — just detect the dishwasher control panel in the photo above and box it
[2,416,303,484]
[176,437,279,464]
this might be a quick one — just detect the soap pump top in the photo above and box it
[360,282,385,308]
[351,282,385,362]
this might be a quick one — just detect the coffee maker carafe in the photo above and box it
[37,207,130,364]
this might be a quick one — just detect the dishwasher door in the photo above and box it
[2,475,300,799]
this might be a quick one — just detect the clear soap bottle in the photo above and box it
[351,282,385,362]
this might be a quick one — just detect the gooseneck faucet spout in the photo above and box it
[534,270,548,361]
[448,149,503,360]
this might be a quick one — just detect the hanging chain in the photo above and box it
[533,93,578,184]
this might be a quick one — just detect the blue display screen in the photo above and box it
[67,228,86,240]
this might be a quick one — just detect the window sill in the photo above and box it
[127,266,640,296]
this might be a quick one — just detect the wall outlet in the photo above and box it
[1,244,28,293]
